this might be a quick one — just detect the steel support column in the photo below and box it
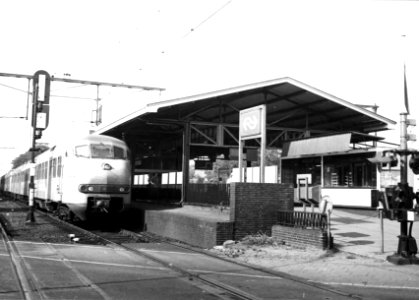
[181,122,191,204]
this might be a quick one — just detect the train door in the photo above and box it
[57,156,63,202]
[24,169,30,197]
[47,158,53,201]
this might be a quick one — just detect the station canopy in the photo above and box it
[95,77,396,150]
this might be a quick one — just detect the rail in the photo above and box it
[277,210,327,231]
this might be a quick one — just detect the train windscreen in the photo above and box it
[75,144,127,159]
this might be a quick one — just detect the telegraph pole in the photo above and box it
[26,70,51,223]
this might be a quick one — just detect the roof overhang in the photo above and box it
[95,77,396,144]
[281,132,384,159]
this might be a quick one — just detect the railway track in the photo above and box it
[62,225,265,300]
[72,227,358,300]
[0,199,359,299]
[36,212,356,299]
[0,219,33,299]
[0,201,261,299]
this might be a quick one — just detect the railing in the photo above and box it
[132,183,230,206]
[277,210,327,231]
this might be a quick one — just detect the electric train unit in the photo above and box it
[1,134,131,221]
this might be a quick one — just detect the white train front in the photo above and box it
[2,134,131,221]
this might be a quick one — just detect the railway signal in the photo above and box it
[27,70,51,223]
[369,114,419,264]
[32,70,51,138]
[387,113,419,264]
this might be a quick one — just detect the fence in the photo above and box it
[132,183,230,206]
[277,210,327,231]
[275,209,333,249]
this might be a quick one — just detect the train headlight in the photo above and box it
[79,184,130,194]
[79,185,88,193]
[79,185,97,193]
[119,186,130,193]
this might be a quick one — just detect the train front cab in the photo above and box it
[63,137,132,220]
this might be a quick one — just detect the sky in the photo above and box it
[1,0,419,175]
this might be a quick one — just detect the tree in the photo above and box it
[11,144,49,169]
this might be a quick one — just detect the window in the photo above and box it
[74,144,127,159]
[57,157,62,177]
[49,159,53,178]
[323,155,376,188]
[91,144,113,158]
[75,145,90,158]
[52,158,57,178]
[43,161,47,179]
[114,146,125,159]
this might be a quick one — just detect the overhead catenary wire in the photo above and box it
[144,0,233,82]
[180,0,233,39]
[0,80,98,101]
[0,82,28,93]
[159,0,232,55]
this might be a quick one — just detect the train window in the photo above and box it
[114,146,126,159]
[43,162,47,179]
[53,158,57,178]
[91,144,113,158]
[57,157,62,177]
[75,145,90,158]
[37,164,41,179]
[49,159,53,178]
[75,144,127,159]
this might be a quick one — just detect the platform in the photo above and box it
[131,201,233,249]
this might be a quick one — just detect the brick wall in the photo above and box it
[187,183,230,206]
[272,225,333,249]
[229,182,293,240]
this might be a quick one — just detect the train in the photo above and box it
[0,134,131,221]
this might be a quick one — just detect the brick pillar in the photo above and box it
[229,182,293,240]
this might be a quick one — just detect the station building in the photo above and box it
[95,77,396,247]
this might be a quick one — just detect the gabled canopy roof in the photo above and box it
[96,77,395,142]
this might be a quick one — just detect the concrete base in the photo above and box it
[387,254,419,265]
[387,235,419,265]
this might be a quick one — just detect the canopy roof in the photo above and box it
[96,77,395,145]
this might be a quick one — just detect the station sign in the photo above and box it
[238,104,266,183]
[239,105,266,140]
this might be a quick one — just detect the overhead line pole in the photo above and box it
[0,71,165,126]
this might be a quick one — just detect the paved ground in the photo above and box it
[240,207,419,295]
[330,208,418,260]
